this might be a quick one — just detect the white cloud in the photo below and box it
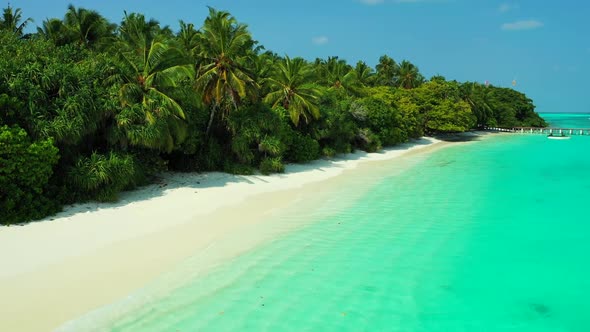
[499,3,519,13]
[501,20,543,31]
[359,0,385,4]
[312,36,329,45]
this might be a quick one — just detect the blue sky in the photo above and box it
[7,0,590,113]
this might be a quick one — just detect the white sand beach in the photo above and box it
[0,136,467,332]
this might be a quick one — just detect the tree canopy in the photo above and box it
[0,5,546,224]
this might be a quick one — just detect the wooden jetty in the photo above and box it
[485,127,590,136]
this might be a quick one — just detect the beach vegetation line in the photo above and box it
[0,5,547,224]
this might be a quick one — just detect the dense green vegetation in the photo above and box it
[0,5,547,224]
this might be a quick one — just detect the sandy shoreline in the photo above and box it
[0,136,476,331]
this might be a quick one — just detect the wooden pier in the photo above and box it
[485,127,590,136]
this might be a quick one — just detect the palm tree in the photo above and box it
[460,82,492,127]
[177,20,200,59]
[195,7,258,136]
[63,5,115,48]
[252,51,280,97]
[37,18,71,46]
[352,61,375,87]
[117,12,162,51]
[264,56,320,126]
[0,5,33,37]
[395,60,424,89]
[314,56,356,95]
[110,24,194,151]
[375,55,397,86]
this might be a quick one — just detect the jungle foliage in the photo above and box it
[0,5,547,224]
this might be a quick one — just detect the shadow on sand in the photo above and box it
[433,131,493,142]
[12,138,436,225]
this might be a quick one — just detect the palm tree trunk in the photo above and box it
[205,104,218,136]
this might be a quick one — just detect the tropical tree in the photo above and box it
[397,80,475,133]
[195,7,259,136]
[430,74,447,83]
[0,5,32,37]
[0,125,60,224]
[352,61,375,87]
[0,31,107,145]
[117,12,162,50]
[264,56,320,126]
[36,6,114,48]
[485,86,546,127]
[37,18,71,46]
[395,60,424,89]
[63,5,115,48]
[177,20,200,59]
[460,82,493,127]
[250,51,281,99]
[110,22,194,151]
[315,56,356,92]
[375,55,397,86]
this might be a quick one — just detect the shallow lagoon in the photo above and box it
[64,114,590,331]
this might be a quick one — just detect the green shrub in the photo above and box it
[132,149,168,184]
[230,135,255,164]
[286,133,320,163]
[0,125,60,224]
[352,97,407,146]
[0,94,25,128]
[356,128,382,153]
[228,103,286,166]
[259,157,285,175]
[322,147,337,158]
[68,152,136,202]
[378,127,408,146]
[310,94,358,155]
[199,138,225,171]
[395,97,424,139]
[258,135,283,157]
[223,162,255,175]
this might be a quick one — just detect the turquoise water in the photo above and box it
[65,114,590,331]
[541,112,590,128]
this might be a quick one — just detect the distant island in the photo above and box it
[0,5,547,224]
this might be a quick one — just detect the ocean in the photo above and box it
[60,113,590,332]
